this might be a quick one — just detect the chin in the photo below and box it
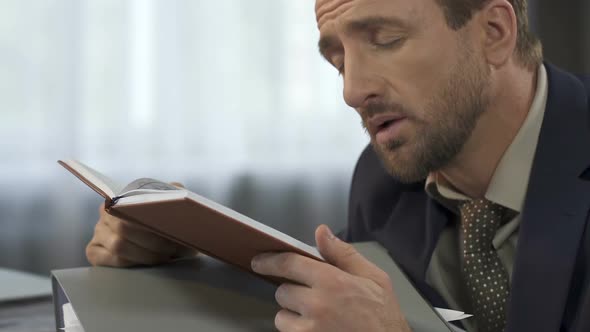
[373,142,429,183]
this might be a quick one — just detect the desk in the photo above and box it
[52,243,453,332]
[0,297,54,332]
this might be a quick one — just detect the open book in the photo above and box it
[59,160,323,281]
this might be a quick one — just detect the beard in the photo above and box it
[363,41,491,183]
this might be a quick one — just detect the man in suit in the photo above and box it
[85,0,590,331]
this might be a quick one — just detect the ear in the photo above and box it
[477,0,518,68]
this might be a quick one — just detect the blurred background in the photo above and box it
[0,0,588,276]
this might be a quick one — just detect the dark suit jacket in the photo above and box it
[344,63,590,332]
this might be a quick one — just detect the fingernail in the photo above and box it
[325,226,336,240]
[251,256,259,271]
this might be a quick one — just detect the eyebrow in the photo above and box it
[318,16,408,61]
[347,16,408,33]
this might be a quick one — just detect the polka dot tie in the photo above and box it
[459,199,510,332]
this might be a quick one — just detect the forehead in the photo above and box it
[315,0,426,30]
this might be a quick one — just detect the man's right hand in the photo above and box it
[86,202,197,267]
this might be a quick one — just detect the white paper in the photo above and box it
[434,307,473,322]
[60,302,85,332]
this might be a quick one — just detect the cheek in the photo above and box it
[401,119,427,143]
[378,35,459,121]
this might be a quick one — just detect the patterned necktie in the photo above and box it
[459,199,510,332]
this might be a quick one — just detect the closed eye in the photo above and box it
[373,38,403,49]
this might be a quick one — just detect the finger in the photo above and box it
[102,212,190,256]
[170,182,184,188]
[275,283,315,315]
[94,222,172,265]
[100,203,196,257]
[251,252,334,287]
[86,243,135,267]
[275,309,310,332]
[171,246,199,259]
[315,225,390,288]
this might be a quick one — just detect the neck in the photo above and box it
[439,64,539,198]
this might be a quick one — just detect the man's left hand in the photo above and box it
[251,225,412,332]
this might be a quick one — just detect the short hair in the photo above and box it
[436,0,543,70]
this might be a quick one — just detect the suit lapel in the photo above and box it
[506,64,590,332]
[373,187,452,308]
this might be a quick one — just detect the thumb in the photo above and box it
[316,225,384,282]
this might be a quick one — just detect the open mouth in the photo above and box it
[376,117,406,136]
[367,114,407,142]
[378,119,396,132]
[369,115,408,145]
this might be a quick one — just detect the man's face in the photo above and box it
[316,0,490,182]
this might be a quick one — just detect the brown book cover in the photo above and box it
[58,160,323,283]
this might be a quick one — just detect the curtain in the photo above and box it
[0,0,368,274]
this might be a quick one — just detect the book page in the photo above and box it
[60,160,123,199]
[117,178,182,198]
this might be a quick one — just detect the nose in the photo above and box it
[342,52,382,109]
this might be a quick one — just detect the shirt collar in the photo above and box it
[426,64,549,213]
